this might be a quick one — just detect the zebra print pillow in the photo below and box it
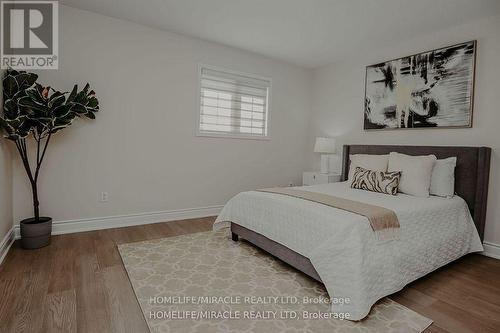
[351,167,401,195]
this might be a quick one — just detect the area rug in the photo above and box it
[118,230,432,333]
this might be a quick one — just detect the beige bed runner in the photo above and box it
[258,188,400,232]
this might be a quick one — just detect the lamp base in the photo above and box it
[320,154,330,174]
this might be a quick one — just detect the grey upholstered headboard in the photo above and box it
[341,145,491,240]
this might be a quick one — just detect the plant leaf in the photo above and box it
[67,85,78,103]
[27,84,46,104]
[0,118,14,135]
[18,96,46,113]
[52,104,71,118]
[3,75,18,99]
[3,99,19,120]
[87,97,99,108]
[48,93,65,109]
[74,91,87,104]
[52,112,76,131]
[82,83,90,94]
[15,72,38,90]
[70,103,87,114]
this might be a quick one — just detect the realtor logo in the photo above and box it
[1,0,58,69]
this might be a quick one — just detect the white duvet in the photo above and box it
[213,182,483,320]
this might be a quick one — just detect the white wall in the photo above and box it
[12,6,312,224]
[0,141,12,244]
[308,15,500,245]
[0,70,13,243]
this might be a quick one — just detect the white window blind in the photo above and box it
[199,66,270,138]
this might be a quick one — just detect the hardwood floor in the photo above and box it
[0,216,499,333]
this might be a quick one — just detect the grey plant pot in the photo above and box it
[20,217,52,249]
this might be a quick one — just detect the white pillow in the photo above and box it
[430,157,456,197]
[388,152,437,197]
[348,154,389,182]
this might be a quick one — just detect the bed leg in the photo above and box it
[231,232,239,242]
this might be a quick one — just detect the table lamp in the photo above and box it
[314,137,336,174]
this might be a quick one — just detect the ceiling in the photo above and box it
[60,0,500,68]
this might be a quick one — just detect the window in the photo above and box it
[198,65,270,139]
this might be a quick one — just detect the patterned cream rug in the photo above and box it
[118,230,432,333]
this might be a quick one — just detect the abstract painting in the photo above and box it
[364,41,476,130]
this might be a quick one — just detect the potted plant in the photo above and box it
[0,69,99,249]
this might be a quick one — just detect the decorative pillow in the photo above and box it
[350,167,402,195]
[348,154,389,182]
[388,152,437,197]
[430,157,457,197]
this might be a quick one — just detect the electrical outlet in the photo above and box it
[100,192,109,202]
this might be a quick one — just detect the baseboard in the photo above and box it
[482,241,500,260]
[0,227,15,265]
[13,205,223,239]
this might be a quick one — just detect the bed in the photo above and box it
[213,145,491,320]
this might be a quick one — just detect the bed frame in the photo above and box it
[231,144,491,283]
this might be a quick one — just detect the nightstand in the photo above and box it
[302,172,341,186]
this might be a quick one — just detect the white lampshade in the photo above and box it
[314,137,336,154]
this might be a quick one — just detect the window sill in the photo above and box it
[196,131,271,141]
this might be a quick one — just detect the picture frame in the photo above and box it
[364,40,476,130]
